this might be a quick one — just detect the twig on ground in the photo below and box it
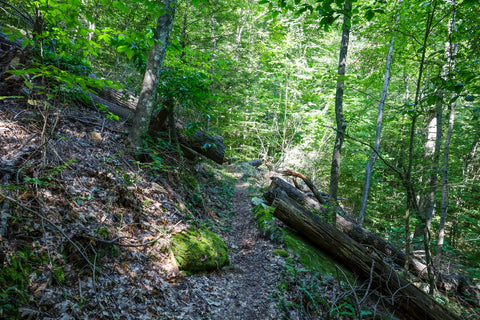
[0,191,95,270]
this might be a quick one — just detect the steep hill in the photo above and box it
[1,85,478,319]
[0,92,311,319]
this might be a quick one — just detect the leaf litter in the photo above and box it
[0,98,286,319]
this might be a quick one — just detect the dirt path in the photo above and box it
[168,173,284,319]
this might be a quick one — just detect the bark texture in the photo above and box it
[358,2,401,226]
[266,189,461,320]
[329,0,351,225]
[437,0,458,261]
[128,0,177,150]
[176,121,225,164]
[264,177,479,308]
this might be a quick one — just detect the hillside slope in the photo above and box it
[0,94,291,319]
[1,91,477,319]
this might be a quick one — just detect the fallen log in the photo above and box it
[268,189,461,320]
[279,170,328,204]
[86,91,135,120]
[88,73,138,111]
[98,85,138,112]
[246,159,263,167]
[176,121,225,165]
[0,32,24,78]
[265,177,479,306]
[265,177,422,272]
[85,88,225,164]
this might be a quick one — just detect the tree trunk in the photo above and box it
[266,189,461,320]
[437,103,455,260]
[419,102,443,293]
[328,0,351,225]
[176,121,225,164]
[403,0,438,291]
[358,3,401,226]
[85,86,225,164]
[128,0,177,150]
[437,0,458,263]
[264,177,479,304]
[424,107,442,231]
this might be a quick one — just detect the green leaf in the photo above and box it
[117,45,128,53]
[112,1,129,13]
[453,82,464,94]
[365,9,374,21]
[98,33,112,43]
[252,197,265,206]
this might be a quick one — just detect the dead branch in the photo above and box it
[0,191,95,270]
[279,170,328,205]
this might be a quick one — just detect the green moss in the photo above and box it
[180,170,199,189]
[273,249,289,258]
[252,198,350,278]
[171,226,229,273]
[283,230,343,276]
[53,266,66,284]
[0,245,41,318]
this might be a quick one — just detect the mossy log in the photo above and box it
[171,227,229,273]
[265,177,479,305]
[267,189,461,320]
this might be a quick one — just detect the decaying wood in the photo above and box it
[0,32,24,78]
[148,107,171,134]
[176,121,225,165]
[98,86,138,112]
[279,170,328,204]
[265,176,479,307]
[268,177,427,278]
[246,159,263,167]
[268,189,461,320]
[86,91,135,120]
[86,87,225,164]
[88,73,138,111]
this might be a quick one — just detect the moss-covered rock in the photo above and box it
[171,226,229,273]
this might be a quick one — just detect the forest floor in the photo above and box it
[2,83,479,319]
[0,94,291,319]
[165,173,285,319]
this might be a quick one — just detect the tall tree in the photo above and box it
[128,0,177,150]
[358,2,401,226]
[437,0,458,262]
[328,0,352,225]
[402,0,440,293]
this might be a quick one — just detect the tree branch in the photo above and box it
[322,124,404,179]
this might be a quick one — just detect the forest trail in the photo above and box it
[0,94,288,319]
[168,172,284,319]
